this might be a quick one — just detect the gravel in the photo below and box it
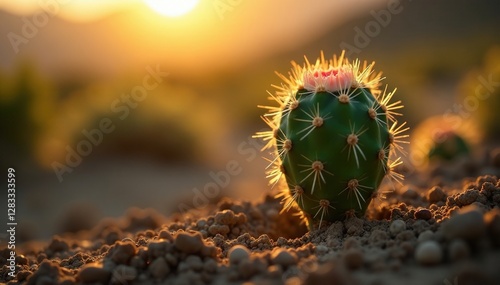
[2,161,500,285]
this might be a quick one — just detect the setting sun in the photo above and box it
[144,0,199,17]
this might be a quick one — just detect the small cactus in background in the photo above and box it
[255,51,408,228]
[410,115,479,170]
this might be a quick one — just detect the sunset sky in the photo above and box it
[0,0,386,78]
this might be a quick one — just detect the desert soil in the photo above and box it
[1,147,500,285]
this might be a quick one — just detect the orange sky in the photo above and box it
[0,1,386,78]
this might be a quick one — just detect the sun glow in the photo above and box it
[144,0,199,17]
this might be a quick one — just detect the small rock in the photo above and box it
[214,210,238,225]
[111,241,137,264]
[201,244,218,258]
[456,189,480,207]
[185,255,203,271]
[427,186,446,204]
[343,248,364,270]
[16,270,31,282]
[271,248,298,267]
[343,237,360,249]
[238,259,256,279]
[417,230,434,243]
[147,241,169,259]
[130,256,145,269]
[448,239,470,261]
[78,263,111,283]
[442,205,486,240]
[228,245,250,264]
[158,230,173,241]
[208,224,230,236]
[415,241,442,266]
[390,220,406,237]
[315,245,329,255]
[148,257,170,279]
[48,237,69,253]
[415,209,432,220]
[174,232,204,254]
[203,258,218,273]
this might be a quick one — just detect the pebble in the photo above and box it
[174,232,204,254]
[271,248,298,267]
[214,210,238,225]
[158,230,173,241]
[442,205,486,240]
[228,245,250,264]
[16,270,31,282]
[48,237,69,253]
[389,220,406,236]
[78,263,111,283]
[427,186,446,204]
[414,209,432,220]
[417,230,434,243]
[147,241,169,259]
[315,245,329,255]
[448,239,470,261]
[208,224,230,235]
[238,259,256,279]
[456,189,480,207]
[343,237,360,249]
[343,248,364,270]
[111,241,137,264]
[185,255,203,271]
[148,257,170,279]
[415,241,442,266]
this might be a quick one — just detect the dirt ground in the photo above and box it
[1,146,500,285]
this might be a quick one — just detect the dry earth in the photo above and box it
[1,147,500,285]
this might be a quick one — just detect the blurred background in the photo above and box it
[1,0,500,241]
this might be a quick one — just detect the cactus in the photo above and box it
[410,115,478,170]
[255,51,408,228]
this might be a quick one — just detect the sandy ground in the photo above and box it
[1,146,500,285]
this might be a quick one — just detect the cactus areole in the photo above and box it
[255,51,408,228]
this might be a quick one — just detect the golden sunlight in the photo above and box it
[144,0,199,17]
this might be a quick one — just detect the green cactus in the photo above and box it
[410,115,476,170]
[255,51,408,228]
[427,131,470,161]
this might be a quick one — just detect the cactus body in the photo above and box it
[410,115,477,170]
[256,51,407,228]
[428,132,470,161]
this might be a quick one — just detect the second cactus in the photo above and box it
[256,51,408,228]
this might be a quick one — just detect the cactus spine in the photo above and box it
[255,51,408,228]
